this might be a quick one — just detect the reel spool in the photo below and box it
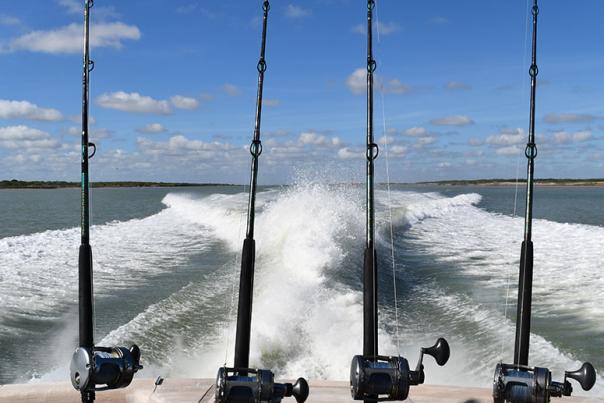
[350,338,450,401]
[215,367,309,403]
[70,345,143,392]
[493,362,596,402]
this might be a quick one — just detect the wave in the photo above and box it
[2,183,601,395]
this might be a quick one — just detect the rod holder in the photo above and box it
[215,367,309,403]
[70,345,142,392]
[492,362,596,402]
[350,338,450,401]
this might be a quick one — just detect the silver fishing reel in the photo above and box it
[70,345,143,392]
[350,338,450,401]
[215,367,309,403]
[493,362,596,402]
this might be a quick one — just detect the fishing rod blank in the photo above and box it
[492,1,595,401]
[69,1,141,402]
[214,2,308,402]
[349,1,449,402]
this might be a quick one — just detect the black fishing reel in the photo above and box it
[493,362,596,402]
[215,367,309,403]
[350,338,450,401]
[70,345,143,392]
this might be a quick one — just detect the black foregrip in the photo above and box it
[234,237,256,369]
[363,246,378,357]
[79,244,94,348]
[514,240,533,365]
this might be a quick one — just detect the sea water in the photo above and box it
[0,183,602,396]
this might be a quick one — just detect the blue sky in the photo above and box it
[1,0,603,184]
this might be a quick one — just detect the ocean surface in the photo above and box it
[0,183,603,396]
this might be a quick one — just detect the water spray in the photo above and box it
[214,2,309,402]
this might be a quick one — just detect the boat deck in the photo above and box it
[1,379,602,402]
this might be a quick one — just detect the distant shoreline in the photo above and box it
[2,179,604,189]
[0,180,236,189]
[415,179,604,187]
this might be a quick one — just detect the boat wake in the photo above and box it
[1,183,602,395]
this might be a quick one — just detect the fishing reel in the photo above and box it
[493,362,596,402]
[215,367,309,403]
[70,345,143,392]
[350,338,450,401]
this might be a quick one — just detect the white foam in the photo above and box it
[0,205,210,336]
[5,185,601,395]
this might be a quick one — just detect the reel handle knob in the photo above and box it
[566,362,596,391]
[290,377,309,402]
[422,337,450,366]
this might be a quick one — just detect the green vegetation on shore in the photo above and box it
[417,178,604,186]
[0,180,235,189]
[4,178,604,189]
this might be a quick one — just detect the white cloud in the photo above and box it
[56,0,120,19]
[496,145,521,156]
[346,68,366,95]
[446,81,471,90]
[378,135,395,145]
[138,135,235,157]
[175,4,215,18]
[0,125,60,150]
[56,0,81,14]
[468,138,483,146]
[544,113,598,124]
[223,84,241,97]
[417,136,435,146]
[299,132,327,145]
[6,22,140,54]
[573,130,592,141]
[486,128,525,145]
[553,130,592,143]
[0,15,21,26]
[264,99,281,107]
[390,145,407,156]
[169,95,199,110]
[382,79,411,94]
[337,147,361,160]
[429,16,449,25]
[200,93,214,102]
[0,100,63,121]
[352,24,365,35]
[430,115,474,126]
[347,69,411,95]
[377,21,399,35]
[286,4,311,18]
[96,92,171,114]
[438,162,452,168]
[66,126,112,139]
[404,127,428,137]
[136,123,167,134]
[352,21,400,36]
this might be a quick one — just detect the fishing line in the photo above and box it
[223,183,248,367]
[374,0,401,356]
[501,0,531,360]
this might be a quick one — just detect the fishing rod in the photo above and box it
[214,2,308,402]
[349,1,449,402]
[69,1,141,402]
[492,1,596,401]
